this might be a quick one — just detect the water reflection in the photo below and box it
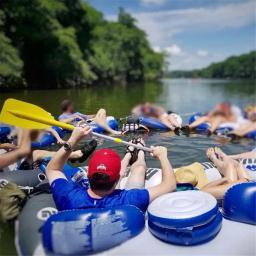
[0,78,255,163]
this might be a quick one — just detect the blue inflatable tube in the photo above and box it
[0,126,11,142]
[42,206,145,255]
[32,126,63,148]
[39,158,81,181]
[189,113,256,138]
[139,116,168,130]
[91,117,119,133]
[148,211,222,246]
[222,182,256,225]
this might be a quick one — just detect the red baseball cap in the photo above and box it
[88,149,121,182]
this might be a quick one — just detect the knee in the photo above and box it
[98,108,106,114]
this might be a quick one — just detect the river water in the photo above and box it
[0,78,255,255]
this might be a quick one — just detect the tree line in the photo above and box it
[0,0,165,89]
[167,51,256,79]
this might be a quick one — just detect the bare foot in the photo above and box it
[214,147,227,160]
[206,147,216,161]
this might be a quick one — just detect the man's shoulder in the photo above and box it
[112,188,149,198]
[58,113,70,120]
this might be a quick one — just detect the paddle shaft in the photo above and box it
[9,109,152,152]
[92,132,152,152]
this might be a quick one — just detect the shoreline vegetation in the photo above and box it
[166,51,256,80]
[0,0,164,89]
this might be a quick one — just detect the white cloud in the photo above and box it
[106,0,255,70]
[165,44,183,56]
[140,0,166,5]
[168,52,229,70]
[153,46,161,53]
[197,50,208,57]
[133,0,255,47]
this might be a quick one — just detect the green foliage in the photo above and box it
[0,32,23,88]
[0,1,163,89]
[167,51,256,79]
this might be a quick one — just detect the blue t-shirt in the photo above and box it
[51,178,150,213]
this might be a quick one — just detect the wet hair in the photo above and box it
[61,99,73,112]
[89,173,117,191]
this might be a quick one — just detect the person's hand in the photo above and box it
[150,146,168,159]
[57,138,66,145]
[68,126,92,145]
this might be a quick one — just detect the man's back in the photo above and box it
[51,178,149,213]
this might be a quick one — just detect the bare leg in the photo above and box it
[229,122,256,137]
[208,116,225,133]
[168,115,181,128]
[125,150,147,189]
[201,179,244,200]
[0,130,32,169]
[94,109,121,135]
[207,147,238,182]
[214,147,251,180]
[189,116,209,129]
[229,151,256,160]
[159,115,175,130]
[32,149,84,162]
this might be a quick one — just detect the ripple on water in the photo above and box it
[93,131,254,169]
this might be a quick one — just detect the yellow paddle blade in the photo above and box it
[0,98,74,130]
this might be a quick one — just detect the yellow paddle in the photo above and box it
[0,99,152,152]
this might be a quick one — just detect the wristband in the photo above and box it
[63,142,72,152]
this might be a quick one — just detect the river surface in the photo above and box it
[0,79,255,255]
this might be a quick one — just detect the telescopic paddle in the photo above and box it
[0,99,152,152]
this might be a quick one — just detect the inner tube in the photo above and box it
[222,182,256,225]
[0,126,11,142]
[0,169,47,188]
[42,206,145,255]
[148,191,222,245]
[189,113,256,138]
[32,126,63,149]
[90,116,118,133]
[139,113,182,131]
[15,193,57,256]
[139,116,169,130]
[39,158,86,183]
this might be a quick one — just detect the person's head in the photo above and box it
[88,149,121,194]
[142,102,152,115]
[244,105,256,121]
[218,101,231,116]
[61,99,74,113]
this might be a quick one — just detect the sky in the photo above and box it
[87,0,256,70]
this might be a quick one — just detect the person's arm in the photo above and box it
[131,105,141,115]
[46,126,92,184]
[46,127,65,145]
[0,143,17,151]
[147,147,176,202]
